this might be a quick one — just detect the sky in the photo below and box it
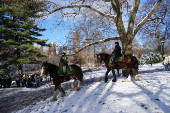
[35,0,148,48]
[15,63,170,113]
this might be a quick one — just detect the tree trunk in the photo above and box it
[17,63,23,78]
[156,21,161,51]
[121,35,134,77]
[121,35,134,55]
[15,33,23,78]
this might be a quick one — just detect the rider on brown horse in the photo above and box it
[59,51,69,82]
[111,42,122,67]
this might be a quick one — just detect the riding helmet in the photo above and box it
[115,42,119,45]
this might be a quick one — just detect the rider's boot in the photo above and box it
[111,59,115,68]
[111,62,115,68]
[64,71,68,82]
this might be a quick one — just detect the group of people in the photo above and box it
[163,54,170,71]
[17,74,42,87]
[0,74,44,88]
[0,75,12,88]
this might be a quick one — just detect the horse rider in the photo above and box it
[59,51,69,82]
[111,42,122,68]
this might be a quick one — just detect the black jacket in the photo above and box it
[111,45,122,57]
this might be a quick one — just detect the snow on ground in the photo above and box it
[16,63,170,113]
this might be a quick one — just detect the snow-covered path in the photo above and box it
[14,63,170,113]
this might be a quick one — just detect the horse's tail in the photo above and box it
[71,64,83,83]
[80,67,83,83]
[134,56,138,75]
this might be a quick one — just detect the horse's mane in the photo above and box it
[98,53,111,56]
[43,62,58,68]
[97,53,111,62]
[48,62,58,67]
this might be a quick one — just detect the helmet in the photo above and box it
[62,51,66,55]
[115,42,119,45]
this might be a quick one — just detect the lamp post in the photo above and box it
[161,39,165,60]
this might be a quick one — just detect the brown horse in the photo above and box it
[96,53,139,83]
[40,62,83,102]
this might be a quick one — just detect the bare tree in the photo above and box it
[136,0,169,51]
[44,0,162,55]
[66,10,115,66]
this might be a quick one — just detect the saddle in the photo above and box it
[58,66,74,76]
[109,55,124,63]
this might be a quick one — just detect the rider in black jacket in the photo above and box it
[111,42,122,67]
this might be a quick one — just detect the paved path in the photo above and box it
[0,69,164,113]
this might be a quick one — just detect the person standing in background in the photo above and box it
[150,55,153,66]
[7,75,12,88]
[0,76,2,88]
[168,55,170,71]
[163,55,169,71]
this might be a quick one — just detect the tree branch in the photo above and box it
[49,4,116,19]
[148,17,163,21]
[90,22,103,39]
[127,0,140,35]
[70,0,83,5]
[134,0,162,35]
[111,0,118,14]
[114,0,121,17]
[67,36,120,56]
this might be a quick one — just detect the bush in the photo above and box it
[138,51,162,65]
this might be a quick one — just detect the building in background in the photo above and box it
[34,43,38,48]
[40,46,45,55]
[47,42,57,56]
[73,31,80,51]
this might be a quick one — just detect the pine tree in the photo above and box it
[0,0,48,77]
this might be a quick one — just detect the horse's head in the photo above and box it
[96,54,102,64]
[40,61,49,77]
[96,53,110,65]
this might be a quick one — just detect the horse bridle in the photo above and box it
[97,54,102,64]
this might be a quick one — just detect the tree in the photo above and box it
[44,0,162,55]
[0,0,48,77]
[67,10,115,66]
[137,0,169,52]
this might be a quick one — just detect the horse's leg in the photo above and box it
[135,74,139,81]
[75,79,81,91]
[134,68,139,81]
[124,68,131,82]
[50,84,59,102]
[105,68,110,83]
[71,77,77,89]
[58,85,66,97]
[112,69,116,82]
[117,69,119,76]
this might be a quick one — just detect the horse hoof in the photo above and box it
[71,84,75,89]
[75,87,81,91]
[135,75,139,81]
[60,93,65,97]
[123,79,131,82]
[105,78,108,83]
[50,98,57,102]
[112,79,116,82]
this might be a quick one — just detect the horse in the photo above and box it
[96,53,139,83]
[40,62,83,102]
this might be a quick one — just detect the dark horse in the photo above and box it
[40,62,83,102]
[96,53,139,83]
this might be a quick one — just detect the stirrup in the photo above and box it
[64,75,67,82]
[111,63,115,68]
[64,78,67,82]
